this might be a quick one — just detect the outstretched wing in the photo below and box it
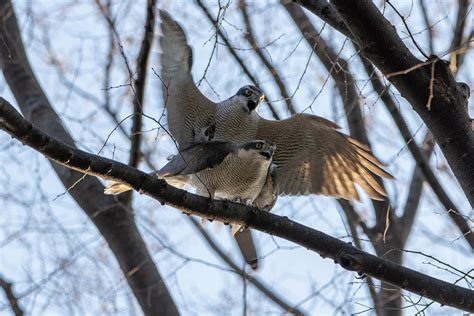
[157,141,235,176]
[159,10,217,149]
[256,114,393,201]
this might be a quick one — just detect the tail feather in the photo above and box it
[234,229,258,270]
[104,182,132,195]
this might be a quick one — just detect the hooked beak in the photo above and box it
[260,144,275,160]
[259,94,265,104]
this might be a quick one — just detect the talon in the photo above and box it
[251,206,261,215]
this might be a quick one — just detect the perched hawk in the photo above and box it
[159,10,392,202]
[105,140,276,269]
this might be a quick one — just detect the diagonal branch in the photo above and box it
[326,0,474,207]
[399,132,435,243]
[1,97,473,313]
[195,0,281,119]
[240,0,296,114]
[0,3,178,315]
[188,218,304,315]
[359,57,474,249]
[291,0,353,40]
[0,276,24,316]
[418,0,434,54]
[449,0,471,74]
[282,2,392,236]
[128,0,157,169]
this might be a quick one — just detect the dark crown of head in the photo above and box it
[236,85,263,97]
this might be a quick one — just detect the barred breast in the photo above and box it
[212,100,259,143]
[189,150,271,202]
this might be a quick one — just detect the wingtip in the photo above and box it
[158,9,172,21]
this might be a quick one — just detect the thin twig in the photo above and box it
[196,0,281,119]
[386,0,429,59]
[240,0,295,114]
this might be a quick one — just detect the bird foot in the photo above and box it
[251,206,262,215]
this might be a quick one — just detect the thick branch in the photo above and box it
[359,58,474,249]
[328,0,474,206]
[291,0,353,40]
[283,2,392,235]
[0,3,178,315]
[0,276,24,316]
[129,0,156,168]
[1,97,473,313]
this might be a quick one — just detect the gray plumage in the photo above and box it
[161,139,275,270]
[105,140,275,203]
[159,10,393,202]
[253,164,278,211]
[156,10,393,270]
[104,138,275,270]
[157,140,275,203]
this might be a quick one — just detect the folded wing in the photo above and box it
[157,141,235,176]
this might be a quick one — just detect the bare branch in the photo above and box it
[291,0,353,40]
[418,0,434,54]
[240,0,296,114]
[338,202,381,315]
[0,276,24,316]
[282,1,392,236]
[359,58,474,249]
[327,0,474,207]
[1,97,473,313]
[449,0,471,74]
[188,218,304,315]
[399,132,435,242]
[195,0,281,119]
[129,0,157,168]
[0,3,178,315]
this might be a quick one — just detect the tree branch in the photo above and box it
[282,1,393,244]
[240,0,296,114]
[129,0,156,169]
[0,3,178,315]
[1,97,473,313]
[418,0,434,54]
[338,202,381,315]
[291,0,353,40]
[195,0,281,119]
[359,57,474,249]
[0,276,24,316]
[449,0,471,74]
[327,0,474,207]
[399,132,435,243]
[188,218,304,315]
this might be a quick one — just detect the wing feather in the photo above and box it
[157,141,235,176]
[256,113,392,201]
[159,10,217,149]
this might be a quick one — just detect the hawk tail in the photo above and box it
[104,182,132,195]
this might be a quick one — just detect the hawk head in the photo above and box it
[240,140,275,160]
[236,85,265,113]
